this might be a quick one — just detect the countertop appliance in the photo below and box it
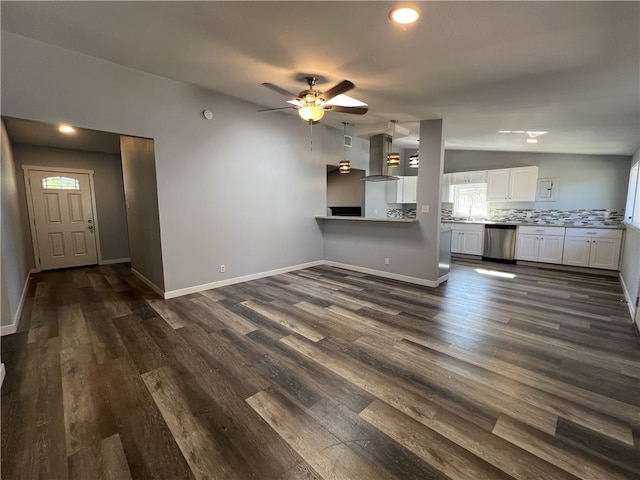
[483,224,517,263]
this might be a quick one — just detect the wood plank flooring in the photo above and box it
[2,259,639,479]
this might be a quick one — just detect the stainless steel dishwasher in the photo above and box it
[482,224,517,263]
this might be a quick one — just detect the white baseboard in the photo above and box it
[130,268,165,298]
[0,268,36,336]
[619,273,637,320]
[100,257,131,265]
[322,261,442,288]
[0,363,5,389]
[164,260,324,299]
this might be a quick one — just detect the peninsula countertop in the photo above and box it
[315,216,418,223]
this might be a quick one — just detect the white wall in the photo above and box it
[11,144,130,263]
[0,120,32,329]
[1,32,349,294]
[445,150,631,210]
[620,147,640,329]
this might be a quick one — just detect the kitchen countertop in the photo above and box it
[442,220,625,229]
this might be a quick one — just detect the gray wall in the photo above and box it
[120,136,164,289]
[326,168,364,208]
[12,144,130,263]
[445,150,631,209]
[1,120,32,328]
[1,32,341,293]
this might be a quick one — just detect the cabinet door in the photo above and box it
[451,172,468,185]
[386,178,402,203]
[440,174,452,203]
[562,237,591,267]
[515,234,539,261]
[402,176,417,203]
[467,170,488,183]
[509,166,538,201]
[460,231,483,255]
[589,238,621,270]
[538,235,564,264]
[450,231,461,253]
[487,169,510,201]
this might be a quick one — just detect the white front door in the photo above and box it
[27,170,98,270]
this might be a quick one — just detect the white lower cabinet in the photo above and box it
[515,226,565,264]
[444,223,484,255]
[562,228,623,270]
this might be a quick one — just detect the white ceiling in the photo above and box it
[2,1,639,155]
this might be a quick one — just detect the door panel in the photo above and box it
[28,170,98,270]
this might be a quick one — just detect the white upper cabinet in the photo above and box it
[488,166,538,202]
[451,170,487,185]
[386,176,417,204]
[440,173,452,203]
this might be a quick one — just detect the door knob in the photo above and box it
[88,225,93,230]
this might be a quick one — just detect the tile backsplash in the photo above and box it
[439,208,625,225]
[387,208,417,219]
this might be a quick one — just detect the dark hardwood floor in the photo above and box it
[2,259,639,479]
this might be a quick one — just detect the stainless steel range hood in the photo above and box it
[361,133,400,182]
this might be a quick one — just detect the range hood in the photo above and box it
[361,133,400,182]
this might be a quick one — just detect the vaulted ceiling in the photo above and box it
[2,1,639,155]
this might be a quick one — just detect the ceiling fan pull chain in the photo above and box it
[309,120,314,151]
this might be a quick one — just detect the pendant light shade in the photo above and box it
[386,152,400,167]
[387,120,400,168]
[339,122,351,173]
[409,151,419,168]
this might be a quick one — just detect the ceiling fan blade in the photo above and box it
[326,105,368,115]
[320,80,355,102]
[261,82,299,99]
[257,106,296,112]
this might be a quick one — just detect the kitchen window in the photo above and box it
[452,183,488,218]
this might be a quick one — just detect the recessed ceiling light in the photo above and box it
[526,138,538,144]
[59,124,75,134]
[389,6,421,25]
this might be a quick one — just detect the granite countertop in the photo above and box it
[442,220,625,229]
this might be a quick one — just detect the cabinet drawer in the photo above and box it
[564,228,622,239]
[518,226,565,236]
[442,223,485,232]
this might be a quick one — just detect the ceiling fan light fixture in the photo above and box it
[59,124,76,134]
[298,104,325,122]
[389,6,421,25]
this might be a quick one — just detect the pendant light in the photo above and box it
[409,140,419,168]
[339,122,351,174]
[387,120,400,168]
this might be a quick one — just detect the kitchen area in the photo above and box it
[318,119,631,285]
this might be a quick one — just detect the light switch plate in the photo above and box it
[421,205,430,213]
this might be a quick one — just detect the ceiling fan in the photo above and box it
[260,76,368,123]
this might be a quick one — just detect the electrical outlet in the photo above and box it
[220,265,226,273]
[384,257,390,265]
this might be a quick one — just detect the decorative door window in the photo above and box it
[41,176,80,190]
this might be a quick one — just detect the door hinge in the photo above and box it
[636,296,639,307]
